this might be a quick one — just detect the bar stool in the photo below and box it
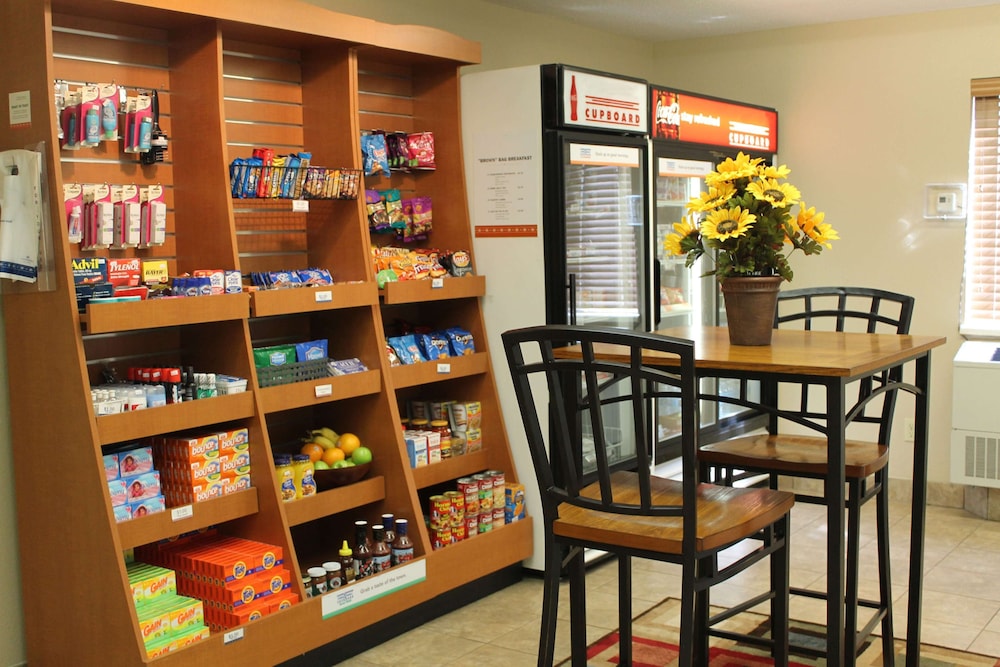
[698,286,914,664]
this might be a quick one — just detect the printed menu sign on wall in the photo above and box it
[650,86,778,153]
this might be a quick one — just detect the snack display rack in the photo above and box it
[0,0,532,664]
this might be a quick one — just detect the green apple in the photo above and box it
[313,460,331,470]
[351,446,373,465]
[332,460,350,469]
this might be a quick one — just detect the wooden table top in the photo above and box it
[557,326,947,379]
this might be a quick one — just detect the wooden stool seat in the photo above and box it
[699,434,888,479]
[555,470,795,554]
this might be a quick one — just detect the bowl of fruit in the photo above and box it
[300,429,374,491]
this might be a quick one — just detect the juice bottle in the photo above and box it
[338,540,355,585]
[391,518,414,566]
[274,455,295,502]
[292,454,316,499]
[353,520,373,580]
[371,524,391,573]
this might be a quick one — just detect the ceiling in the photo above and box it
[482,0,1000,41]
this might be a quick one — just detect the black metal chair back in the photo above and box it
[503,324,698,539]
[772,286,914,442]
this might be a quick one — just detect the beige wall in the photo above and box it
[651,7,996,491]
[0,1,992,664]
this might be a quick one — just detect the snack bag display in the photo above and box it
[361,132,390,177]
[407,131,436,170]
[366,189,390,232]
[446,327,476,356]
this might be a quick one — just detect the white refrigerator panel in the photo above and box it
[462,66,548,570]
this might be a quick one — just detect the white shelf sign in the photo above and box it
[171,505,193,521]
[322,560,426,619]
[314,290,333,303]
[292,199,309,212]
[436,363,451,374]
[223,628,244,644]
[315,384,332,398]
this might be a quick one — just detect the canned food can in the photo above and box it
[488,470,505,507]
[429,495,451,526]
[445,490,465,518]
[457,477,479,512]
[493,506,506,527]
[432,525,452,550]
[477,511,493,533]
[452,521,466,542]
[466,513,478,537]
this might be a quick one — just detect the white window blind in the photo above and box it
[964,78,1000,335]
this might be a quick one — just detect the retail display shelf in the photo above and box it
[411,450,489,489]
[95,392,256,445]
[380,275,486,304]
[283,475,386,526]
[116,488,259,550]
[250,281,377,317]
[83,293,251,334]
[389,352,489,389]
[258,369,381,413]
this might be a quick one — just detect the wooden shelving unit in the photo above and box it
[0,1,532,664]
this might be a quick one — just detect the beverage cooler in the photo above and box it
[649,84,779,457]
[462,64,650,570]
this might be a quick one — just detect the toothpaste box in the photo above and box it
[108,479,127,507]
[125,471,161,502]
[118,445,154,477]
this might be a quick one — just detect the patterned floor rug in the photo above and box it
[574,598,1000,666]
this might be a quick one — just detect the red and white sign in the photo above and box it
[650,86,778,153]
[563,68,648,134]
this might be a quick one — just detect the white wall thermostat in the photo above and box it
[924,183,967,219]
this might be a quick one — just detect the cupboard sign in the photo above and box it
[650,85,778,153]
[562,68,648,134]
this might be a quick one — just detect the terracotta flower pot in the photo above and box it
[720,276,783,346]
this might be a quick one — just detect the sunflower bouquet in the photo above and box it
[663,152,837,282]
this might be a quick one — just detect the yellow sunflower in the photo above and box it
[760,164,791,180]
[663,218,698,256]
[705,152,761,186]
[747,178,801,208]
[687,183,736,213]
[797,204,839,248]
[701,207,756,242]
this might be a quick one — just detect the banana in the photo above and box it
[310,434,337,449]
[311,427,340,444]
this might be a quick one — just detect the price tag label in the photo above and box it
[315,384,332,397]
[292,199,309,213]
[314,290,332,303]
[171,505,193,521]
[431,278,444,289]
[436,363,451,374]
[223,628,244,644]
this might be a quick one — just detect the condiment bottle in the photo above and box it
[353,520,374,580]
[274,455,295,503]
[371,524,391,573]
[391,518,415,566]
[307,566,327,596]
[381,513,396,546]
[322,561,342,590]
[338,540,355,584]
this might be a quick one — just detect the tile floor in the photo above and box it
[341,500,1000,665]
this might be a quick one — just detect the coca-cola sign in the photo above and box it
[650,85,778,153]
[562,67,648,134]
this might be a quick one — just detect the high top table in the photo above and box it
[558,325,946,666]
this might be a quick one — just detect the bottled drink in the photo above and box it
[391,518,414,566]
[338,539,355,585]
[381,513,396,546]
[353,520,374,580]
[371,524,391,573]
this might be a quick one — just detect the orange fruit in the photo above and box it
[337,432,362,456]
[321,447,346,466]
[300,441,324,462]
